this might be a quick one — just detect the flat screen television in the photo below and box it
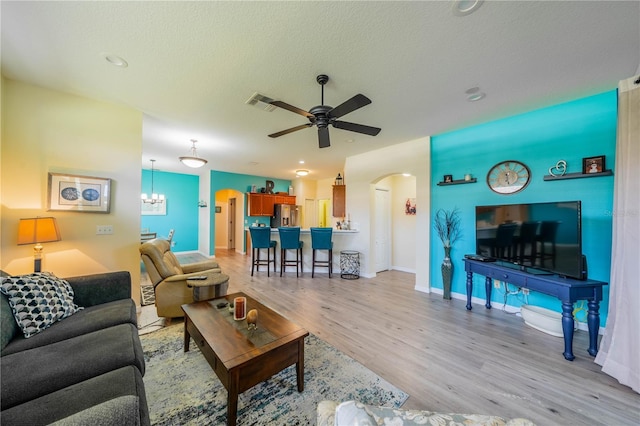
[475,201,584,279]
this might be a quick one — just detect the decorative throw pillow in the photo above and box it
[0,272,83,338]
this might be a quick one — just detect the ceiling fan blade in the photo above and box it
[269,100,314,118]
[328,94,372,119]
[333,120,381,136]
[268,123,312,138]
[318,127,330,148]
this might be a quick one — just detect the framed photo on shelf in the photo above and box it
[582,155,605,174]
[443,174,453,183]
[48,173,111,213]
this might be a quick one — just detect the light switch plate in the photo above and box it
[96,225,113,235]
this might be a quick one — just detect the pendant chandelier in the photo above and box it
[179,139,208,168]
[141,159,165,204]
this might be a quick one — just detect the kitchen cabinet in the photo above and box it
[275,195,296,205]
[333,185,346,218]
[248,193,275,216]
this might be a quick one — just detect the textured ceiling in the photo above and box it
[2,1,639,179]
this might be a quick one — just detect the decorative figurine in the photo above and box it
[247,309,258,330]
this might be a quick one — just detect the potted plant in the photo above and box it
[434,208,462,299]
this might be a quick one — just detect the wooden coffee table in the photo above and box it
[181,292,309,426]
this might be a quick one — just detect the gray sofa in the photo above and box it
[0,271,149,426]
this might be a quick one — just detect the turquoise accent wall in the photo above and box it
[430,91,617,326]
[141,170,199,251]
[210,170,291,255]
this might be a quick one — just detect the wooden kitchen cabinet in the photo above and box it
[275,195,296,205]
[247,193,276,216]
[333,185,346,218]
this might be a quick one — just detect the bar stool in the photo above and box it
[310,227,333,278]
[249,227,277,276]
[278,227,303,277]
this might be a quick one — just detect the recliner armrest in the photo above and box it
[181,261,220,274]
[163,269,222,283]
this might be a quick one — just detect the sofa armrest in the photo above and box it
[66,271,132,307]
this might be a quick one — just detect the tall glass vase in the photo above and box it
[441,246,453,300]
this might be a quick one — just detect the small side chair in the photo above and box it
[278,227,303,277]
[310,227,333,278]
[249,227,277,276]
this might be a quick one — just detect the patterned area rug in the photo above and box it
[140,285,155,306]
[141,324,408,425]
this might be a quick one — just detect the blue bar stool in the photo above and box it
[310,227,333,278]
[278,227,303,277]
[249,227,277,276]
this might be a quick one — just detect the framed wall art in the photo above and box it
[582,155,605,174]
[48,173,111,213]
[141,200,167,216]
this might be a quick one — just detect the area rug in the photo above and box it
[141,324,408,425]
[140,284,155,306]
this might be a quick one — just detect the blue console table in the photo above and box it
[463,259,607,361]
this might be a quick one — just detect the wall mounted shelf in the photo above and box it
[543,170,613,181]
[437,178,477,186]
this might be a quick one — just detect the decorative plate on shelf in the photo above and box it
[486,160,530,194]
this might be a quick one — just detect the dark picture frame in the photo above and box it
[582,155,605,174]
[443,174,453,183]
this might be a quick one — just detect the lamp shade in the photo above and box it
[17,217,61,245]
[179,156,208,168]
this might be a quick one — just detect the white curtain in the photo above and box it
[594,75,640,393]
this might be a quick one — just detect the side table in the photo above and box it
[340,250,360,280]
[187,272,230,301]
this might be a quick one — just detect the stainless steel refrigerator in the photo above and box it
[271,204,300,228]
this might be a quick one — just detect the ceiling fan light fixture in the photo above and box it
[179,139,208,168]
[296,169,309,177]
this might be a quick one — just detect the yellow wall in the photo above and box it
[1,79,144,304]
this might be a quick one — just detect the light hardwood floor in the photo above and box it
[139,250,639,425]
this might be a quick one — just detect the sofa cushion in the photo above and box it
[1,299,136,356]
[0,323,145,410]
[0,293,20,351]
[0,366,149,426]
[0,273,82,338]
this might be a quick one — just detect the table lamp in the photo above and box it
[17,217,61,272]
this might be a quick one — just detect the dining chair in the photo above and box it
[278,227,303,277]
[310,227,333,278]
[249,227,277,276]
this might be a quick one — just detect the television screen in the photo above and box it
[475,201,583,279]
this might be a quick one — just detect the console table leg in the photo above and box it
[484,277,492,309]
[561,302,575,361]
[587,300,600,356]
[466,271,473,310]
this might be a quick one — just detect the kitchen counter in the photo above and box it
[246,227,360,275]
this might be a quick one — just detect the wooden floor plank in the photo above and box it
[159,249,639,425]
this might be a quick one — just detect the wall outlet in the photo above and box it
[96,225,113,235]
[522,288,530,295]
[494,280,501,289]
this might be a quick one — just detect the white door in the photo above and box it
[304,199,316,228]
[375,189,391,272]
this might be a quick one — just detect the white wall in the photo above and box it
[344,137,431,290]
[1,79,144,303]
[391,174,417,273]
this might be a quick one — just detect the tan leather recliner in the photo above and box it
[140,238,222,318]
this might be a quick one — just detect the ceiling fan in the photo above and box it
[268,74,381,148]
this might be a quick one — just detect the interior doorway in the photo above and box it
[374,188,391,272]
[228,198,236,250]
[318,199,329,227]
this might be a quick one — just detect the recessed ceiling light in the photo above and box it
[296,169,309,177]
[452,0,484,16]
[465,86,486,102]
[103,53,128,68]
[299,160,305,164]
[402,173,411,177]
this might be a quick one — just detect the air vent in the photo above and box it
[245,92,276,112]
